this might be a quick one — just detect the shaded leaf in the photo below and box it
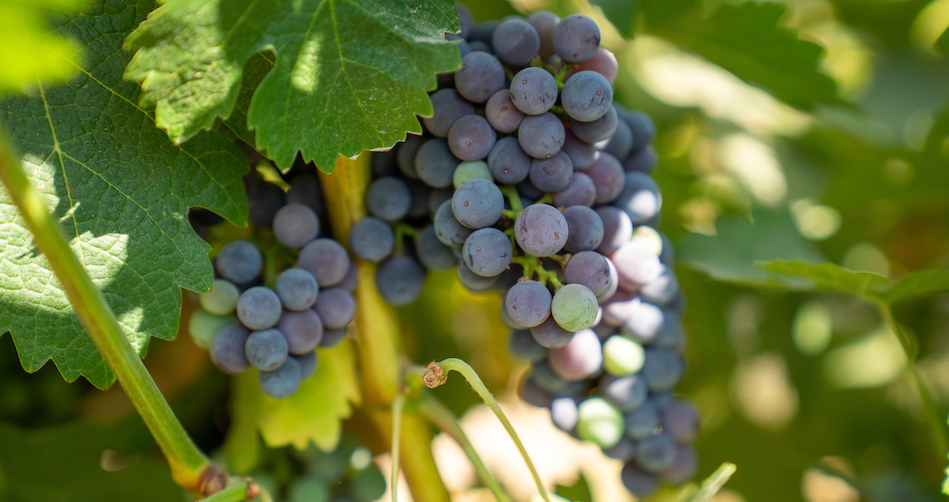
[640,0,841,109]
[589,0,636,38]
[124,0,462,171]
[0,0,248,388]
[0,0,84,94]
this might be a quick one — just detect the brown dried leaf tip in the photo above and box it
[423,362,447,388]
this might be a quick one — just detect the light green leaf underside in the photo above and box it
[0,0,248,388]
[124,0,462,171]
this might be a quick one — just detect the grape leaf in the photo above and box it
[0,0,83,94]
[0,0,248,388]
[640,0,842,109]
[123,0,462,171]
[589,0,636,38]
[759,260,949,305]
[937,26,949,55]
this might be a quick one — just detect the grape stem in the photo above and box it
[423,358,551,502]
[392,221,416,257]
[0,128,221,495]
[198,480,268,502]
[390,391,406,502]
[499,184,524,216]
[416,395,514,502]
[511,256,564,290]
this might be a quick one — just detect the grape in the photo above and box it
[564,250,611,295]
[319,327,348,348]
[365,176,412,222]
[561,70,613,122]
[454,51,506,103]
[519,374,554,408]
[277,308,324,354]
[660,446,697,485]
[424,88,475,137]
[597,258,620,303]
[486,91,526,135]
[189,309,236,350]
[452,178,504,229]
[529,151,574,194]
[549,329,603,380]
[625,400,660,439]
[601,373,648,412]
[244,328,289,370]
[662,400,700,443]
[642,348,684,392]
[530,359,572,393]
[584,152,624,204]
[349,216,394,263]
[275,268,319,311]
[531,316,574,348]
[551,283,598,331]
[428,187,454,215]
[637,433,676,473]
[287,478,329,502]
[527,11,560,58]
[416,224,457,271]
[510,67,558,115]
[601,116,632,159]
[494,262,525,293]
[349,467,387,502]
[457,259,499,291]
[620,298,664,343]
[294,351,318,380]
[622,146,658,174]
[561,130,596,170]
[514,204,569,256]
[487,137,532,184]
[562,206,604,253]
[550,396,580,432]
[216,240,262,284]
[602,335,645,376]
[518,179,544,200]
[273,203,320,249]
[468,40,492,53]
[624,110,657,151]
[571,47,618,84]
[376,256,426,306]
[408,181,433,219]
[604,437,638,461]
[595,206,633,255]
[576,397,624,448]
[286,173,324,216]
[259,356,301,399]
[448,114,497,161]
[640,267,679,306]
[654,311,684,350]
[571,106,618,143]
[621,463,658,498]
[201,278,240,315]
[471,20,500,44]
[612,240,663,290]
[371,149,398,178]
[518,112,565,159]
[553,14,601,63]
[452,160,493,188]
[210,325,250,374]
[395,134,425,179]
[245,175,285,228]
[415,138,460,188]
[463,227,513,277]
[298,238,351,287]
[236,286,282,330]
[336,261,359,292]
[434,200,472,247]
[310,288,355,332]
[505,280,552,328]
[508,328,548,361]
[455,2,474,39]
[492,18,540,66]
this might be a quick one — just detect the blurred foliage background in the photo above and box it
[3,0,949,501]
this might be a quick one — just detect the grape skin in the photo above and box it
[551,283,599,331]
[623,146,658,174]
[236,286,283,330]
[564,250,611,295]
[451,178,504,229]
[612,240,663,290]
[518,112,566,159]
[553,14,601,63]
[562,206,604,253]
[621,463,658,498]
[491,18,540,66]
[200,278,240,316]
[244,328,289,371]
[314,288,356,330]
[585,152,624,204]
[527,11,560,58]
[190,309,236,350]
[463,227,513,277]
[595,206,634,255]
[561,130,596,170]
[293,351,318,380]
[601,373,648,412]
[277,308,324,354]
[487,137,532,184]
[415,138,460,188]
[510,67,558,115]
[576,397,624,449]
[561,70,613,122]
[601,116,632,159]
[259,356,301,399]
[416,224,457,271]
[274,268,319,311]
[529,151,574,193]
[210,325,250,374]
[424,88,475,137]
[549,328,603,381]
[457,258,499,291]
[375,256,427,306]
[448,114,497,161]
[433,200,473,247]
[216,240,262,285]
[550,396,580,432]
[272,203,320,249]
[454,51,506,103]
[349,216,395,263]
[485,90,526,133]
[571,105,618,143]
[395,134,425,179]
[571,47,618,84]
[298,238,351,287]
[514,203,569,257]
[319,327,348,348]
[553,172,596,208]
[365,176,412,222]
[505,280,552,328]
[508,328,548,361]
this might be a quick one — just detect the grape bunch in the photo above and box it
[189,169,357,399]
[356,4,699,496]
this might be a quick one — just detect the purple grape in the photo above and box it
[510,67,558,115]
[622,146,658,174]
[562,206,604,253]
[527,11,560,58]
[561,70,613,122]
[210,325,250,374]
[376,256,426,306]
[457,258,500,291]
[595,206,634,255]
[553,14,601,63]
[514,203,569,256]
[660,445,698,484]
[601,116,632,159]
[626,400,661,439]
[621,463,658,498]
[564,250,612,296]
[463,227,513,277]
[285,173,324,217]
[492,18,540,66]
[293,351,318,380]
[448,114,497,161]
[259,356,301,399]
[508,328,548,361]
[365,176,412,222]
[424,88,475,137]
[571,47,618,84]
[611,240,662,291]
[216,240,262,285]
[395,134,425,179]
[549,328,603,380]
[451,178,504,229]
[349,216,395,263]
[529,151,574,193]
[624,110,657,151]
[553,172,596,208]
[416,224,457,271]
[518,112,565,159]
[561,130,596,170]
[244,328,289,370]
[642,348,684,392]
[602,373,648,412]
[298,238,351,287]
[662,400,701,443]
[311,288,355,331]
[273,203,320,249]
[505,280,553,328]
[585,152,624,204]
[433,199,472,247]
[637,433,676,473]
[485,90,526,133]
[571,106,618,143]
[277,308,324,354]
[455,51,505,103]
[319,327,348,348]
[236,286,282,330]
[531,315,573,348]
[487,136,532,184]
[415,138,460,188]
[274,268,319,311]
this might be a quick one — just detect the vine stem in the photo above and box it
[391,392,406,502]
[198,480,267,502]
[877,302,948,457]
[0,130,217,494]
[424,358,551,502]
[416,395,513,502]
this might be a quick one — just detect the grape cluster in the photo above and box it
[356,4,698,496]
[189,170,357,399]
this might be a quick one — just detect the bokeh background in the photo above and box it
[3,0,949,501]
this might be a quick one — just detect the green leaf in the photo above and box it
[0,0,84,94]
[937,26,949,55]
[589,0,636,38]
[640,0,842,109]
[123,0,462,171]
[228,341,360,453]
[759,260,949,305]
[0,0,248,388]
[677,209,826,287]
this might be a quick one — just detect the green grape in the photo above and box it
[452,160,492,188]
[576,397,624,449]
[199,278,240,315]
[348,466,387,502]
[602,335,645,376]
[551,284,599,332]
[188,308,236,350]
[288,477,331,502]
